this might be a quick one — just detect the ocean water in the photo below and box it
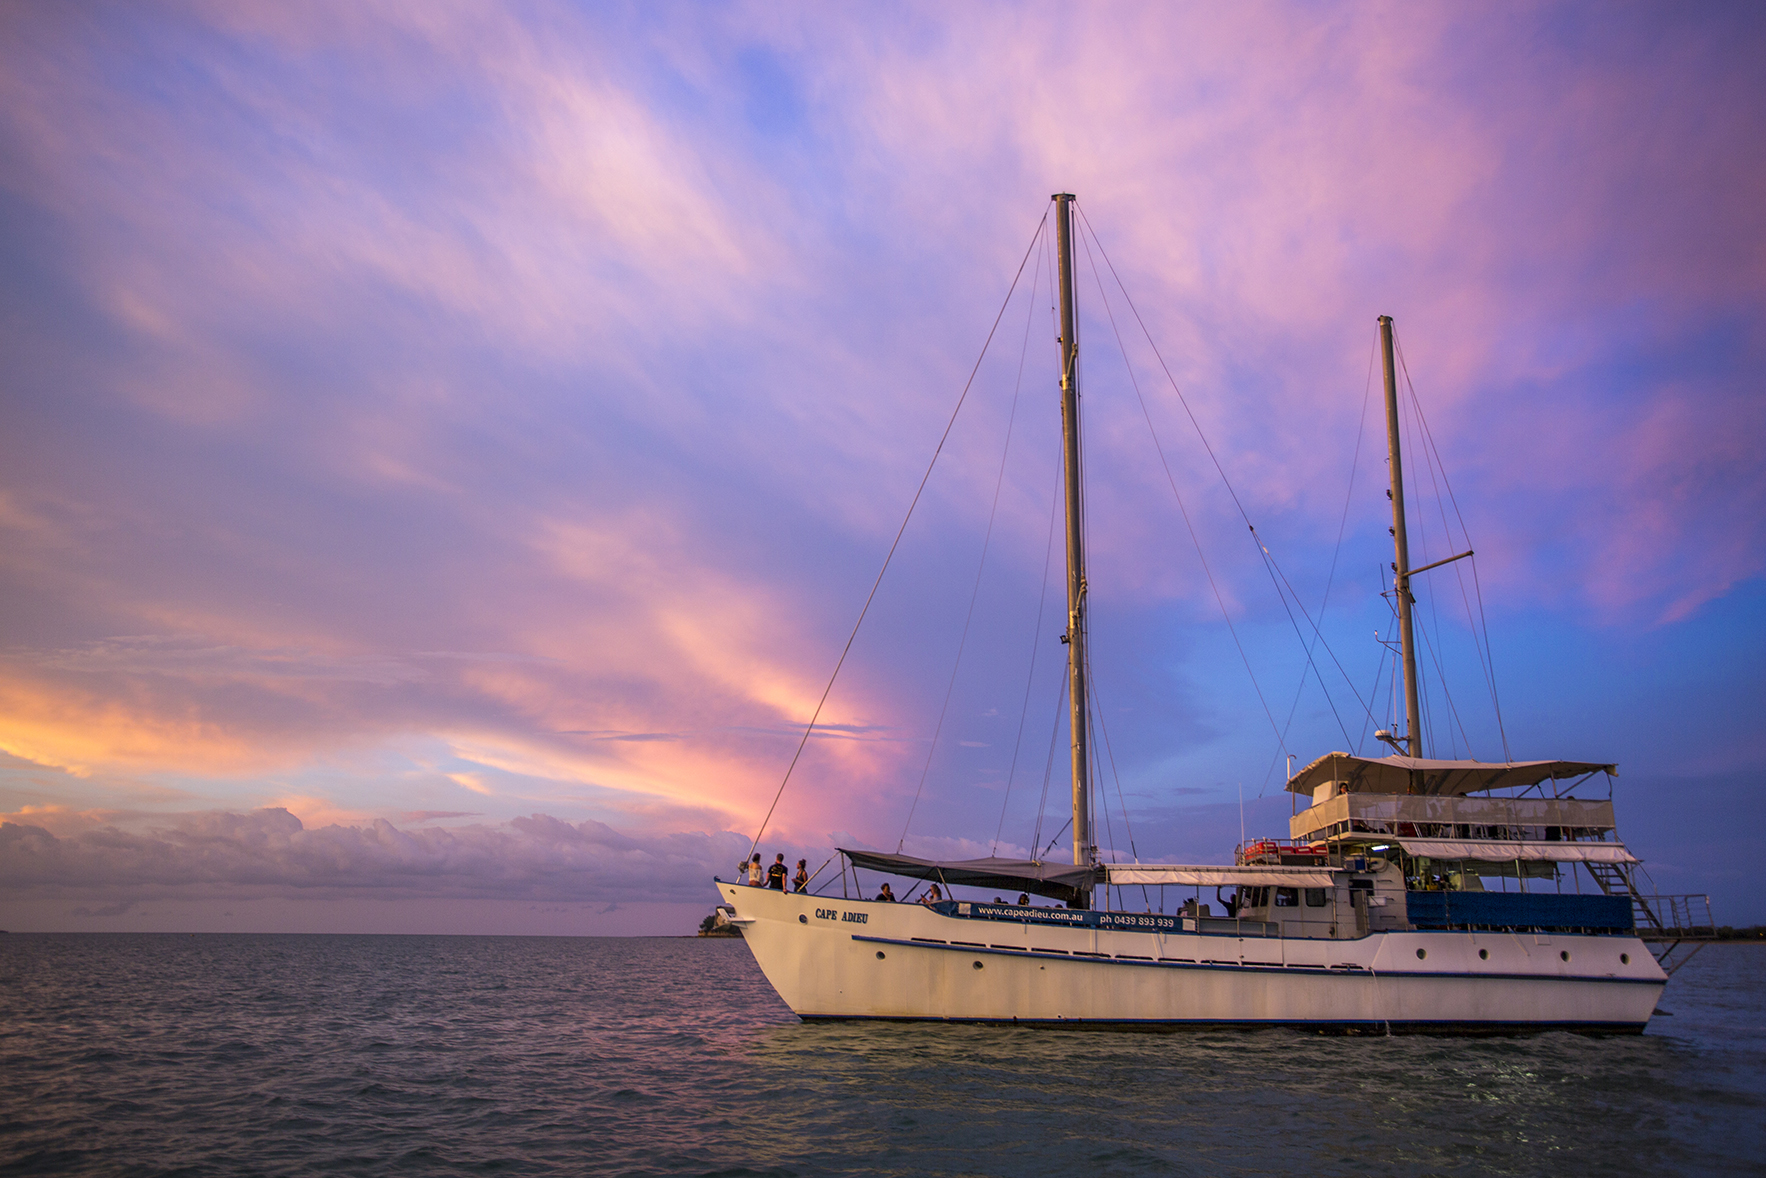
[0,934,1761,1177]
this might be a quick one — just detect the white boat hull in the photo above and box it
[720,884,1666,1032]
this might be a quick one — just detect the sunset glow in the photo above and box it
[2,3,1761,933]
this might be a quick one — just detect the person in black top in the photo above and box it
[792,859,809,893]
[876,883,895,902]
[766,854,789,891]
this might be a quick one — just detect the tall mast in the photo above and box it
[1379,315,1423,765]
[1054,193,1093,882]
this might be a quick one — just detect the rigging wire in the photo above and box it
[1066,208,1288,760]
[994,445,1062,855]
[1247,527,1361,752]
[1397,371,1443,756]
[745,207,1051,858]
[1413,595,1478,755]
[1393,342,1475,760]
[1090,673,1155,909]
[1089,680,1140,861]
[1394,331,1512,760]
[899,219,1048,850]
[1030,671,1068,857]
[1078,211,1386,751]
[1356,613,1393,754]
[1467,557,1511,761]
[1384,573,1402,736]
[1090,691,1117,875]
[1074,209,1380,767]
[1258,334,1379,789]
[1040,815,1073,859]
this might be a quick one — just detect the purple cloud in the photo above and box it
[0,4,1760,921]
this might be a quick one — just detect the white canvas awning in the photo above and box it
[1105,864,1337,887]
[1398,839,1638,864]
[1285,752,1616,796]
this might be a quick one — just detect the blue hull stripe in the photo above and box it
[850,934,1664,987]
[798,1013,1650,1034]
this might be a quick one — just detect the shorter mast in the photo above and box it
[1054,193,1093,892]
[1379,315,1423,777]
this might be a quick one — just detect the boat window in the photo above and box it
[1274,887,1298,907]
[1304,888,1328,907]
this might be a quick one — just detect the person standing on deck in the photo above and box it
[792,859,809,893]
[746,854,763,887]
[766,854,789,891]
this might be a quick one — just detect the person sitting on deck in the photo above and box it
[766,854,789,891]
[876,883,896,902]
[1018,894,1031,906]
[919,885,942,906]
[793,859,809,893]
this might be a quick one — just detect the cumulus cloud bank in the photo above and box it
[0,809,751,906]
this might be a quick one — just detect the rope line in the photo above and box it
[1066,212,1292,759]
[745,207,1051,858]
[899,220,1046,850]
[1077,207,1383,760]
[1394,331,1512,761]
[994,445,1062,855]
[1259,333,1378,789]
[1030,672,1067,857]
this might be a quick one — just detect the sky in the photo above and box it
[1,1,1763,935]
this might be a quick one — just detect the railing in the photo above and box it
[1633,894,1716,941]
[1291,794,1615,842]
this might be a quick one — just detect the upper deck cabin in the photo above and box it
[1279,753,1628,883]
[1211,751,1644,936]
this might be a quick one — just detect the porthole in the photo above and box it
[1478,949,1489,960]
[1621,953,1631,965]
[972,960,984,970]
[876,951,886,960]
[798,914,808,924]
[1560,950,1570,963]
[1415,948,1427,960]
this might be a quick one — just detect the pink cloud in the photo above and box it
[0,2,1759,898]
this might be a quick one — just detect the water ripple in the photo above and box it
[0,935,1760,1176]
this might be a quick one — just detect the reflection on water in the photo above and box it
[0,934,1759,1176]
[729,1008,1762,1176]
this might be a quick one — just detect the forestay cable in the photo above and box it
[899,219,1047,850]
[746,208,1051,857]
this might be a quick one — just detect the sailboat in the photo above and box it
[716,194,1709,1031]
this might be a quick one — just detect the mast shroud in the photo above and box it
[1379,315,1424,771]
[1054,193,1093,882]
